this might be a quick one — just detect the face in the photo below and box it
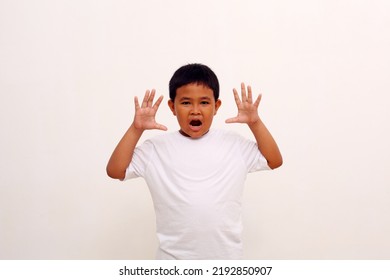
[168,83,222,138]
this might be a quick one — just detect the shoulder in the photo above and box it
[142,131,181,147]
[210,129,246,141]
[211,129,258,152]
[201,129,250,151]
[134,132,179,160]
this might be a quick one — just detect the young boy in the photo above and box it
[106,63,282,259]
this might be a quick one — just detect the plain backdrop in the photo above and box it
[1,0,389,259]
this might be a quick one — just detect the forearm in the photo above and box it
[106,124,144,180]
[248,119,283,169]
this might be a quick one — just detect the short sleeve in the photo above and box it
[238,134,271,173]
[123,139,155,180]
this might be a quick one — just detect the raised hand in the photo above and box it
[225,83,262,125]
[133,89,167,131]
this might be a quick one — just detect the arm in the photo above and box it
[106,89,167,180]
[226,83,283,169]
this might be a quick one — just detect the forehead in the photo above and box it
[176,83,214,100]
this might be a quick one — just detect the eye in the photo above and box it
[200,101,210,105]
[181,101,191,105]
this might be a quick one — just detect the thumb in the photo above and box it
[155,123,168,131]
[225,117,239,124]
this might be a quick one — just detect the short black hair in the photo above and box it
[169,63,219,101]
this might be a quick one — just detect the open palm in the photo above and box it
[133,89,167,131]
[225,83,262,125]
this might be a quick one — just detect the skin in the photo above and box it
[168,83,222,138]
[106,83,282,180]
[226,83,283,169]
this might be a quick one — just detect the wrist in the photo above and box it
[130,123,145,135]
[247,117,262,128]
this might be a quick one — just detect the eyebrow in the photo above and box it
[179,96,212,101]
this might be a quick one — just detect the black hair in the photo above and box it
[169,63,219,101]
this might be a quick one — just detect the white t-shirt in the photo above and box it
[124,129,270,259]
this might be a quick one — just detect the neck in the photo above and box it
[179,129,210,138]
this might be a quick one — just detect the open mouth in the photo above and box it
[190,120,202,126]
[189,120,202,132]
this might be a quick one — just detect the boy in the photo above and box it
[106,63,282,259]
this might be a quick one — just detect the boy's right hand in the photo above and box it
[133,89,167,131]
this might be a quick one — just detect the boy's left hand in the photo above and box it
[225,83,262,125]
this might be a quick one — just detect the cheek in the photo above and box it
[176,111,187,121]
[209,109,217,117]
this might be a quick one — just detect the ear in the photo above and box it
[168,99,176,116]
[214,99,222,115]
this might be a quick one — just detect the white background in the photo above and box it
[1,0,389,259]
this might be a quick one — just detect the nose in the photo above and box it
[190,104,201,115]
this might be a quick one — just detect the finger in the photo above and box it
[155,123,168,131]
[148,89,156,107]
[153,95,164,109]
[241,82,247,102]
[225,116,239,124]
[134,96,140,110]
[233,88,241,105]
[247,85,253,103]
[142,90,150,107]
[253,94,262,108]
